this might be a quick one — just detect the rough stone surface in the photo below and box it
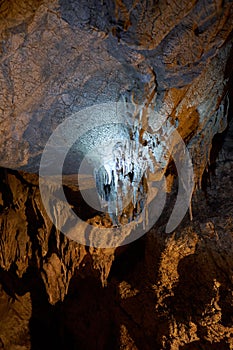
[0,0,232,178]
[0,134,233,349]
[0,0,233,349]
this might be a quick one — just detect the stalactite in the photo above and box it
[93,110,173,226]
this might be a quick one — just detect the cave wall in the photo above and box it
[0,0,233,349]
[0,149,233,349]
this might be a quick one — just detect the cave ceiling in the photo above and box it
[0,1,233,348]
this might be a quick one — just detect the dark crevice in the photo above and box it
[108,234,146,282]
[201,68,233,192]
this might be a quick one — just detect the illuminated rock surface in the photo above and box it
[0,0,233,349]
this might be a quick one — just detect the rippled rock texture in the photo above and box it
[0,0,232,177]
[0,0,233,349]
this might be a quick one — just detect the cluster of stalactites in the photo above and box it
[94,118,157,225]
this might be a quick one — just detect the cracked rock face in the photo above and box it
[0,0,232,178]
[0,0,233,349]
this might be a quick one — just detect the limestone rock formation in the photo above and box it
[0,0,233,349]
